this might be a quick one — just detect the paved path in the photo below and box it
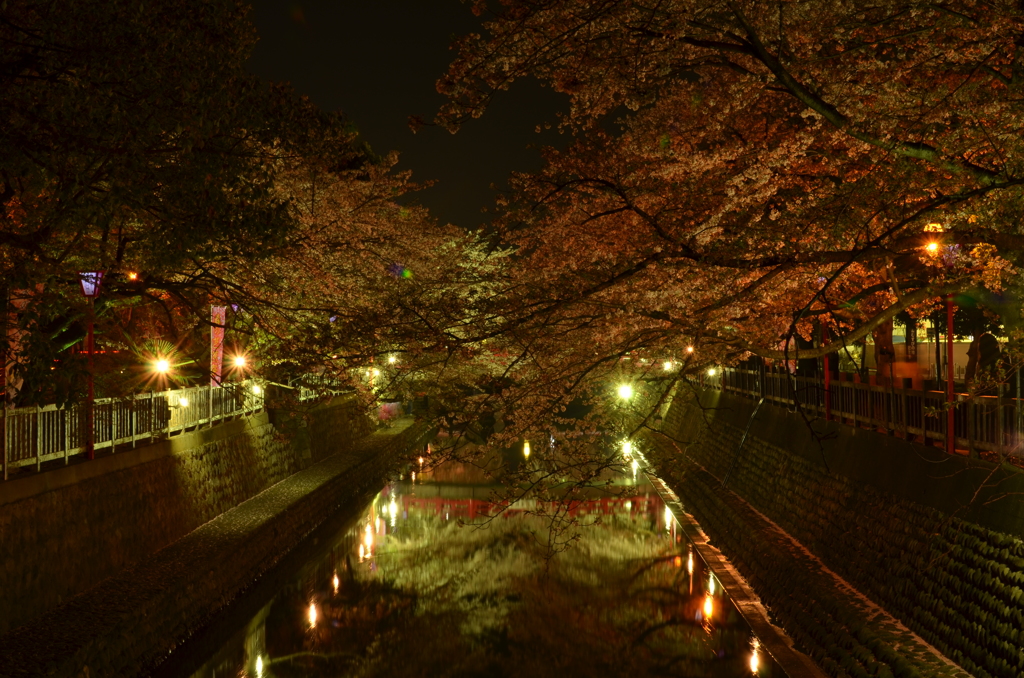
[0,420,431,678]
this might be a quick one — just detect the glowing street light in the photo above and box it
[707,367,717,377]
[308,601,318,627]
[663,360,674,371]
[233,355,246,368]
[686,346,694,354]
[622,440,633,457]
[703,594,714,620]
[387,354,397,364]
[154,358,170,374]
[523,439,531,459]
[617,384,634,400]
[926,241,939,253]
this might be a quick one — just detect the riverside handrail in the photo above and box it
[1,381,265,480]
[714,367,1022,457]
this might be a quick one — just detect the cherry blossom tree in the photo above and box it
[426,0,1024,449]
[0,0,483,405]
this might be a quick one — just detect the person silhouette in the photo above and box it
[967,333,1002,394]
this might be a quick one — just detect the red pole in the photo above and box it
[822,324,832,421]
[86,299,95,460]
[946,294,955,455]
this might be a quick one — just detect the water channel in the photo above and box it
[151,454,783,678]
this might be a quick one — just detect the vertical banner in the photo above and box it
[210,305,227,386]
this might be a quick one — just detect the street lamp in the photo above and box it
[617,384,634,400]
[78,271,104,460]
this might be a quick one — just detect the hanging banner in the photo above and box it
[210,306,227,386]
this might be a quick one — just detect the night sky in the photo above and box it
[246,0,569,229]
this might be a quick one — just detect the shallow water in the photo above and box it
[155,459,782,678]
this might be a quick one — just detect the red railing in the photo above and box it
[715,368,1023,457]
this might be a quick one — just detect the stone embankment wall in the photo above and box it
[0,420,433,678]
[657,389,1024,678]
[0,395,373,634]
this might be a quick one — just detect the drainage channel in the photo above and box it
[152,460,786,678]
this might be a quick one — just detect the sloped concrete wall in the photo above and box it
[661,388,1024,678]
[663,388,1024,537]
[0,420,434,678]
[0,395,373,634]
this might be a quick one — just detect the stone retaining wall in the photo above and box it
[0,420,433,678]
[0,395,372,634]
[659,388,1024,678]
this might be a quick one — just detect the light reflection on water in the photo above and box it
[174,459,781,678]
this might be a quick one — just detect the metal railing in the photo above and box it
[290,374,351,403]
[2,381,264,480]
[716,368,1023,457]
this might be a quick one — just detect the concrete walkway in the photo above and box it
[0,419,431,678]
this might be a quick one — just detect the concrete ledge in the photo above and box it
[0,419,432,678]
[644,472,825,678]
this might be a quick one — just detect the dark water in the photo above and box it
[153,457,782,678]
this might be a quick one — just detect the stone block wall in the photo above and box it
[660,389,1024,678]
[0,421,435,678]
[0,395,371,634]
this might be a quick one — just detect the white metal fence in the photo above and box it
[2,382,265,480]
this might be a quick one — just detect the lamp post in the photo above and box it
[946,294,955,455]
[78,271,104,460]
[821,324,832,422]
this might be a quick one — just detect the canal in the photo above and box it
[151,455,781,678]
